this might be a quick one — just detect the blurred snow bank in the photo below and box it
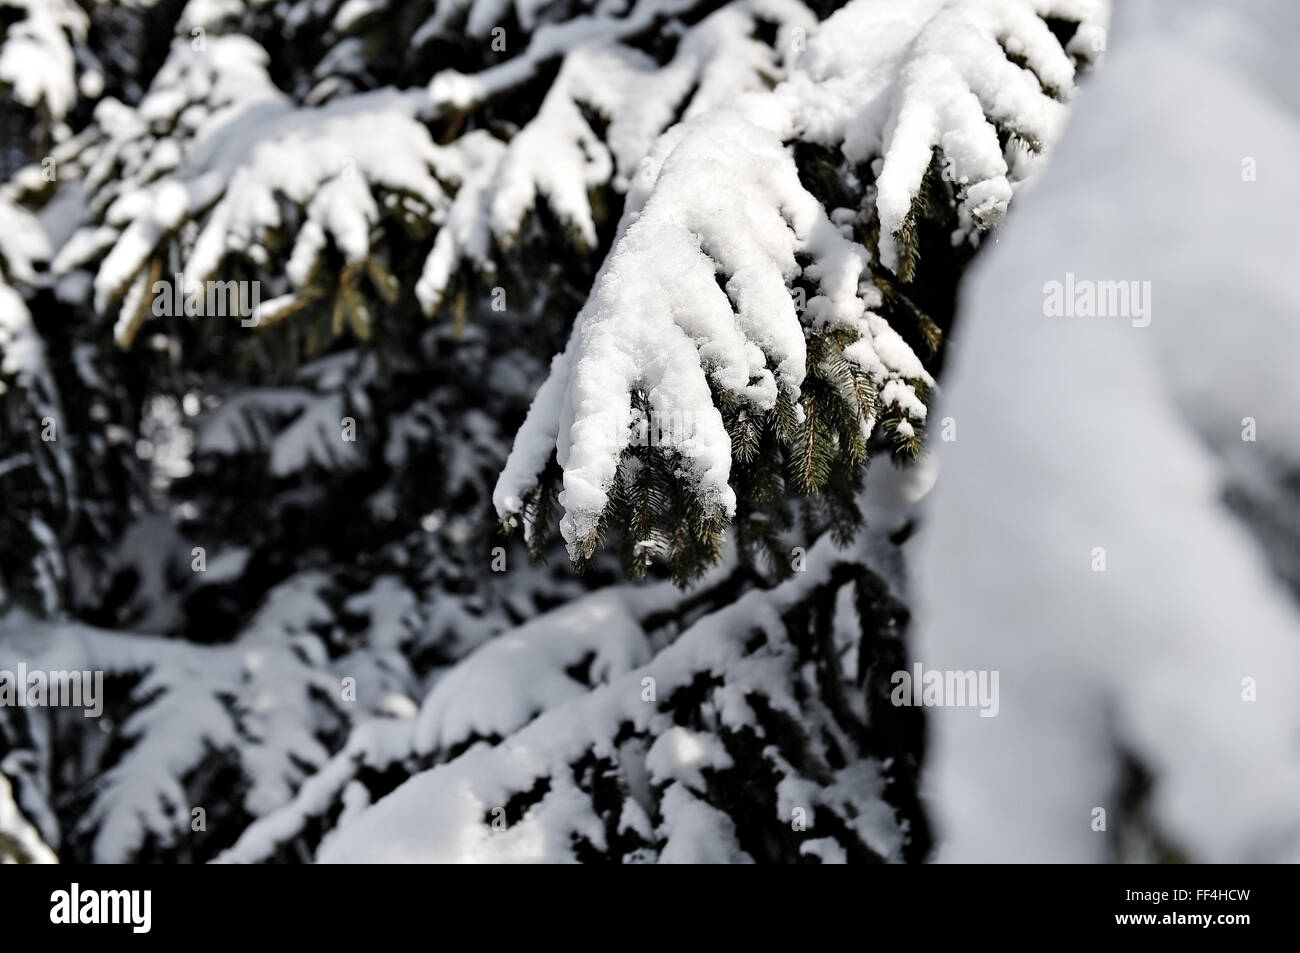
[916,0,1300,862]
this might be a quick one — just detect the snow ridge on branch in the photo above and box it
[495,0,1106,565]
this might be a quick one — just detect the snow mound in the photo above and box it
[916,0,1300,863]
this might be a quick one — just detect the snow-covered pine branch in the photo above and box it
[0,0,839,625]
[23,0,811,352]
[0,771,56,862]
[495,0,1107,580]
[216,472,927,864]
[1,569,416,862]
[0,196,70,614]
[0,197,52,386]
[312,531,914,862]
[0,0,91,149]
[214,580,676,862]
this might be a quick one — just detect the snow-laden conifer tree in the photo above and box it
[496,0,1105,581]
[0,0,1205,866]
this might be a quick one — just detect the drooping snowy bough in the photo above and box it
[4,0,839,861]
[495,0,1107,579]
[0,0,91,142]
[220,463,929,864]
[33,0,813,351]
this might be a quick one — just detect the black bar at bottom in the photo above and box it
[0,864,1275,941]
